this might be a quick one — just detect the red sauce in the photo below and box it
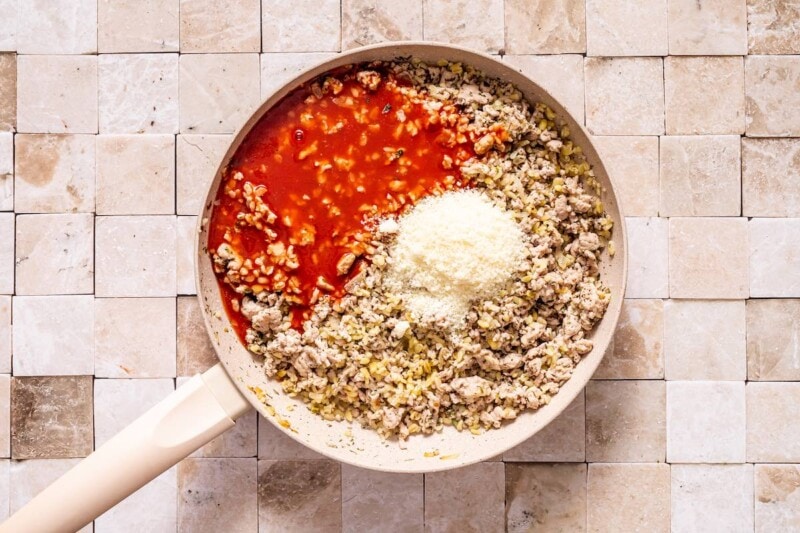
[208,66,474,338]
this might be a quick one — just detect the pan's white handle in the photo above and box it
[1,363,252,533]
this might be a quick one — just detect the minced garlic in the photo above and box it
[385,190,527,327]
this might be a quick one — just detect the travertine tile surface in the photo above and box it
[747,0,800,54]
[16,55,98,134]
[743,138,800,217]
[506,463,587,532]
[505,0,586,54]
[669,217,749,299]
[341,466,423,532]
[15,213,94,295]
[341,0,422,50]
[668,0,747,55]
[747,299,800,381]
[98,0,179,53]
[425,462,504,533]
[756,464,800,531]
[180,0,260,53]
[585,0,667,56]
[671,464,754,533]
[660,135,741,216]
[587,463,670,532]
[3,3,799,530]
[14,134,95,214]
[586,380,666,462]
[585,57,665,135]
[664,57,745,134]
[749,218,800,297]
[595,299,663,379]
[664,300,746,381]
[667,381,746,463]
[747,382,800,462]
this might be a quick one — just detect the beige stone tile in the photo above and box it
[748,0,800,54]
[96,468,176,532]
[671,464,753,533]
[667,381,745,463]
[16,0,96,54]
[177,216,196,295]
[176,134,229,215]
[586,380,666,462]
[99,54,179,134]
[749,218,800,297]
[503,390,585,462]
[625,217,669,299]
[180,54,261,134]
[425,462,504,533]
[586,0,667,56]
[505,0,586,54]
[669,217,748,299]
[668,0,747,54]
[0,459,7,521]
[0,132,12,210]
[11,376,93,459]
[341,465,423,532]
[746,55,800,137]
[755,464,800,531]
[262,0,340,52]
[423,0,503,53]
[12,295,94,376]
[587,463,669,533]
[98,0,178,52]
[9,458,92,533]
[504,54,585,124]
[258,460,341,532]
[95,215,177,297]
[17,55,97,134]
[96,135,174,215]
[595,299,663,379]
[0,54,15,132]
[180,0,259,53]
[0,213,11,294]
[748,382,800,462]
[659,135,741,216]
[743,138,800,217]
[257,415,324,460]
[0,0,15,51]
[592,136,658,217]
[15,213,94,295]
[342,0,422,49]
[0,296,9,373]
[95,298,176,378]
[178,458,257,532]
[585,58,664,136]
[665,300,746,381]
[505,463,586,532]
[94,378,173,445]
[177,296,218,376]
[747,299,800,381]
[665,57,745,135]
[0,375,8,458]
[260,52,337,99]
[14,134,95,213]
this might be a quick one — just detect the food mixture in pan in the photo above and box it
[207,59,613,439]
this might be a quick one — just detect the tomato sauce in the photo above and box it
[208,66,474,337]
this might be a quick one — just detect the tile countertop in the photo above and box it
[0,0,799,531]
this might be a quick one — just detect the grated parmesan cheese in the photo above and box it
[385,190,527,327]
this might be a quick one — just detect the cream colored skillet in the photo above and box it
[3,42,627,532]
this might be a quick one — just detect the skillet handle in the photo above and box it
[1,363,252,533]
